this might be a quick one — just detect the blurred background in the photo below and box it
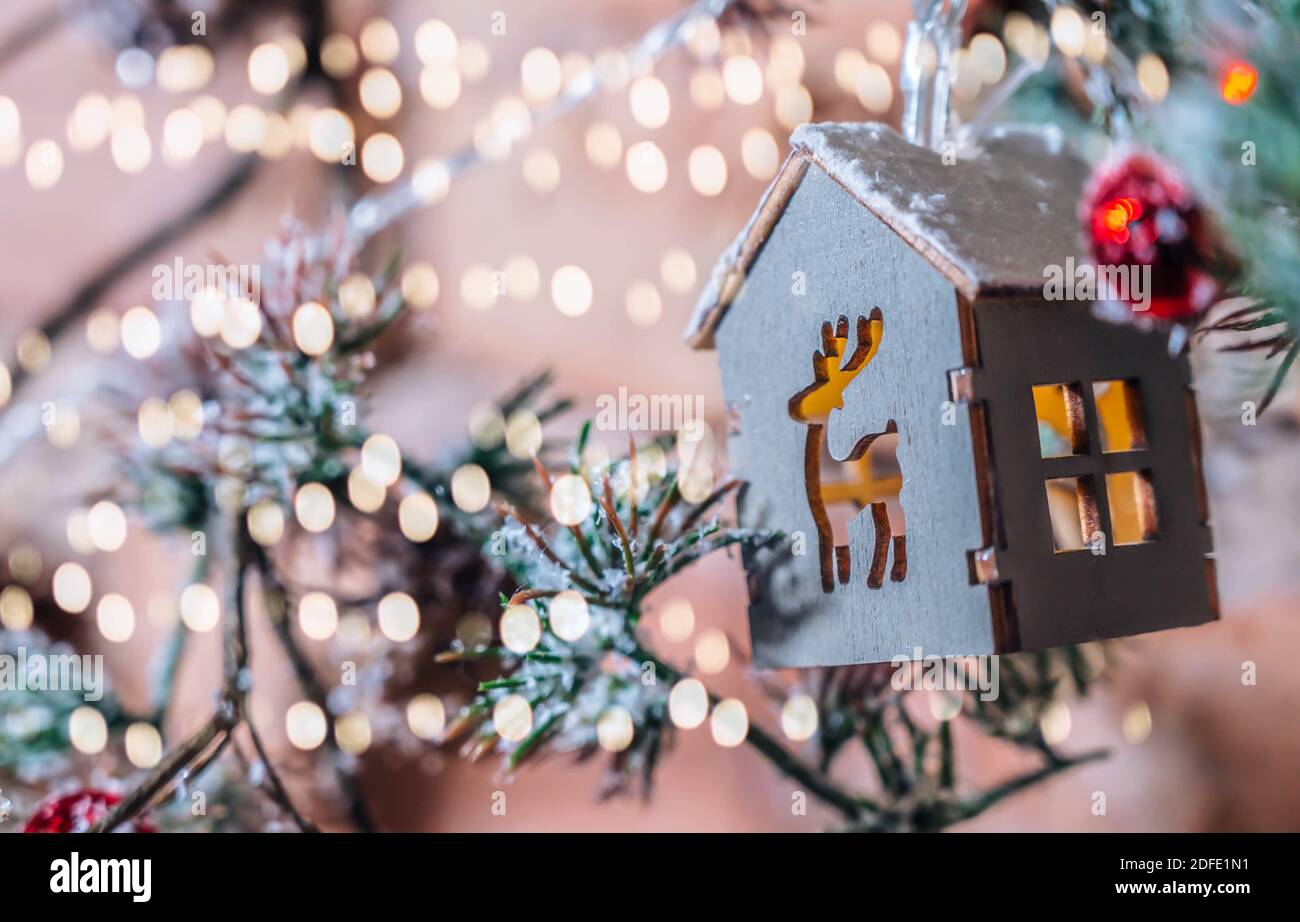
[0,0,1297,832]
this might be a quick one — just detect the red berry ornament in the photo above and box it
[23,789,157,833]
[1081,151,1221,322]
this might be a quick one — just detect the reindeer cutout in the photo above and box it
[789,310,906,593]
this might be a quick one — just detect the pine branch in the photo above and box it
[253,548,378,833]
[241,717,319,833]
[91,521,317,833]
[639,649,870,822]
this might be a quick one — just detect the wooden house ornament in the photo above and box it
[686,122,1218,668]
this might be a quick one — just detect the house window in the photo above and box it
[1034,380,1159,553]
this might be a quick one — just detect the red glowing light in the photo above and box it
[1220,61,1258,105]
[1097,196,1143,245]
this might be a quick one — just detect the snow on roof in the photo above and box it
[686,121,1090,349]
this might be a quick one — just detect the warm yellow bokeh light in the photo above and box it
[398,492,440,542]
[415,19,457,66]
[52,562,92,614]
[66,509,94,554]
[548,591,590,642]
[500,604,542,654]
[378,591,420,642]
[248,42,290,95]
[320,33,359,79]
[694,628,730,674]
[1049,6,1087,57]
[125,722,163,768]
[450,463,491,513]
[629,76,671,128]
[0,585,34,631]
[1136,53,1169,102]
[361,132,404,183]
[359,18,400,64]
[157,45,214,92]
[338,273,376,318]
[521,47,562,104]
[26,139,63,188]
[1123,701,1153,744]
[659,597,695,642]
[162,108,203,164]
[688,144,727,196]
[97,593,135,642]
[88,500,127,552]
[597,707,634,752]
[493,694,533,742]
[223,104,266,153]
[774,84,813,130]
[406,694,446,740]
[69,707,108,754]
[625,140,667,193]
[504,408,542,458]
[292,301,334,356]
[17,329,51,374]
[685,16,721,58]
[68,93,112,150]
[710,698,749,747]
[219,297,263,349]
[625,280,662,328]
[298,591,339,641]
[668,678,709,729]
[335,712,372,755]
[412,158,451,203]
[723,56,763,105]
[504,255,541,300]
[294,482,336,533]
[866,22,903,64]
[361,433,402,487]
[856,63,894,114]
[741,127,779,180]
[781,693,819,742]
[347,466,386,513]
[180,582,220,632]
[190,288,225,337]
[121,305,161,359]
[550,265,593,317]
[401,262,440,309]
[1040,700,1072,744]
[420,65,462,109]
[189,94,226,141]
[169,389,204,441]
[550,473,592,525]
[137,396,173,448]
[359,67,402,119]
[247,498,285,546]
[968,33,1008,84]
[286,700,327,750]
[308,107,354,163]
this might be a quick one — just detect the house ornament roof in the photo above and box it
[686,121,1090,349]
